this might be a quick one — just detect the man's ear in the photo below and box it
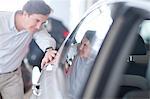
[23,11,29,17]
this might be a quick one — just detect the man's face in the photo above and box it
[23,12,49,33]
[78,37,91,58]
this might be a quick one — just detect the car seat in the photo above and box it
[117,34,148,97]
[122,58,150,99]
[125,34,147,77]
[123,90,149,99]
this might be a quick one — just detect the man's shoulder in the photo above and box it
[0,11,13,32]
[0,11,12,16]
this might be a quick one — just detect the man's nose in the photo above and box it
[36,23,42,30]
[79,44,84,50]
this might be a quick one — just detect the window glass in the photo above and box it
[59,4,113,98]
[139,20,150,52]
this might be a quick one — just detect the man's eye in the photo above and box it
[83,43,87,47]
[36,19,40,22]
[43,20,48,25]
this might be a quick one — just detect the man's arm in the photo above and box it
[33,27,56,51]
[33,27,57,68]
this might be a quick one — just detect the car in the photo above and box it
[30,0,150,99]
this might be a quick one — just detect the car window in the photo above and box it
[59,4,113,98]
[140,20,150,52]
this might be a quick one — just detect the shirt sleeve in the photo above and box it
[33,27,56,52]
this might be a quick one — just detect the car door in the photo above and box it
[58,3,113,99]
[82,1,150,99]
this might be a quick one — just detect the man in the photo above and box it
[0,0,57,99]
[64,31,95,98]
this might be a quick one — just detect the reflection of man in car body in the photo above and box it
[78,35,91,58]
[65,31,95,98]
[0,1,57,99]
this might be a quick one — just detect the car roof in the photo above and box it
[81,0,150,21]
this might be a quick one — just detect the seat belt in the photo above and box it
[127,55,149,64]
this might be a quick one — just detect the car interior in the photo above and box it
[81,2,150,99]
[117,20,150,98]
[116,35,148,96]
[122,20,150,99]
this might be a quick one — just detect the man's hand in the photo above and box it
[41,49,57,69]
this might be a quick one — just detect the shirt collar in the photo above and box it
[9,11,19,32]
[9,11,16,29]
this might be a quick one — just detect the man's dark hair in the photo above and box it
[85,30,96,43]
[23,0,52,15]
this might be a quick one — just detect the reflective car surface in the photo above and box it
[30,0,150,99]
